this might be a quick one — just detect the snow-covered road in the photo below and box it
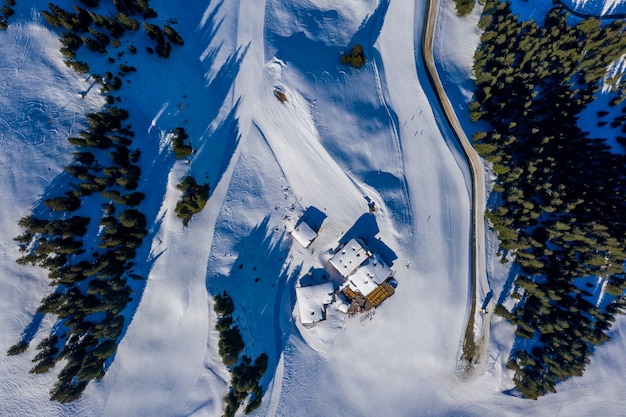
[424,0,490,371]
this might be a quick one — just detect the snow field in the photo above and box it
[2,0,626,416]
[0,20,105,417]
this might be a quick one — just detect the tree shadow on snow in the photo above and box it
[192,99,242,194]
[9,0,249,390]
[346,0,390,61]
[267,0,390,80]
[197,0,225,47]
[206,215,296,394]
[202,44,248,123]
[12,313,45,348]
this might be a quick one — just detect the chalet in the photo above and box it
[329,238,369,277]
[329,238,395,314]
[296,282,334,324]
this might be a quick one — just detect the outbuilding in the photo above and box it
[291,221,318,248]
[296,282,335,324]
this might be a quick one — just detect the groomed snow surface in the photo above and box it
[1,0,626,416]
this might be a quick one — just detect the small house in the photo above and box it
[291,221,318,248]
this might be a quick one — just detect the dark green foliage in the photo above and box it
[118,63,136,74]
[340,44,366,68]
[218,327,244,367]
[99,72,123,94]
[64,60,90,74]
[116,12,139,31]
[41,10,61,28]
[472,0,626,399]
[50,378,88,403]
[2,5,14,18]
[18,216,90,238]
[82,28,110,53]
[118,209,146,229]
[119,191,144,206]
[142,21,178,57]
[129,148,140,163]
[143,21,163,42]
[109,145,130,167]
[14,0,180,404]
[225,354,269,415]
[37,292,65,314]
[214,292,235,316]
[46,4,91,33]
[453,0,475,16]
[108,134,132,146]
[214,292,269,415]
[91,13,126,39]
[171,127,192,159]
[175,176,210,226]
[60,39,81,58]
[7,341,29,356]
[113,0,156,18]
[73,151,95,165]
[116,174,138,190]
[213,293,243,366]
[31,335,59,374]
[0,1,12,29]
[163,24,183,45]
[216,314,233,332]
[65,164,89,179]
[44,193,81,212]
[154,40,171,58]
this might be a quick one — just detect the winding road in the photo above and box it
[422,0,491,371]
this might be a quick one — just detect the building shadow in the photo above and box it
[338,212,397,266]
[298,206,327,232]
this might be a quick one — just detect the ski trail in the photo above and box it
[378,0,471,371]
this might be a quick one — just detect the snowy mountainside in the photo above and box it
[0,20,105,415]
[1,0,626,416]
[564,0,626,15]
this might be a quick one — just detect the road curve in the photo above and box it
[421,0,491,371]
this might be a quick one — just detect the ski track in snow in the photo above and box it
[2,0,626,416]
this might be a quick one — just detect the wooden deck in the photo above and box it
[342,280,395,314]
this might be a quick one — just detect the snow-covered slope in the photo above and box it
[1,0,626,416]
[564,0,626,15]
[0,20,105,416]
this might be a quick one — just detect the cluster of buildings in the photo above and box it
[292,218,395,325]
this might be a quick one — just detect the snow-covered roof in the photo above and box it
[291,221,317,248]
[347,254,392,297]
[329,238,368,278]
[296,282,334,324]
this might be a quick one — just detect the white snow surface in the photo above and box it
[1,1,626,417]
[565,0,626,15]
